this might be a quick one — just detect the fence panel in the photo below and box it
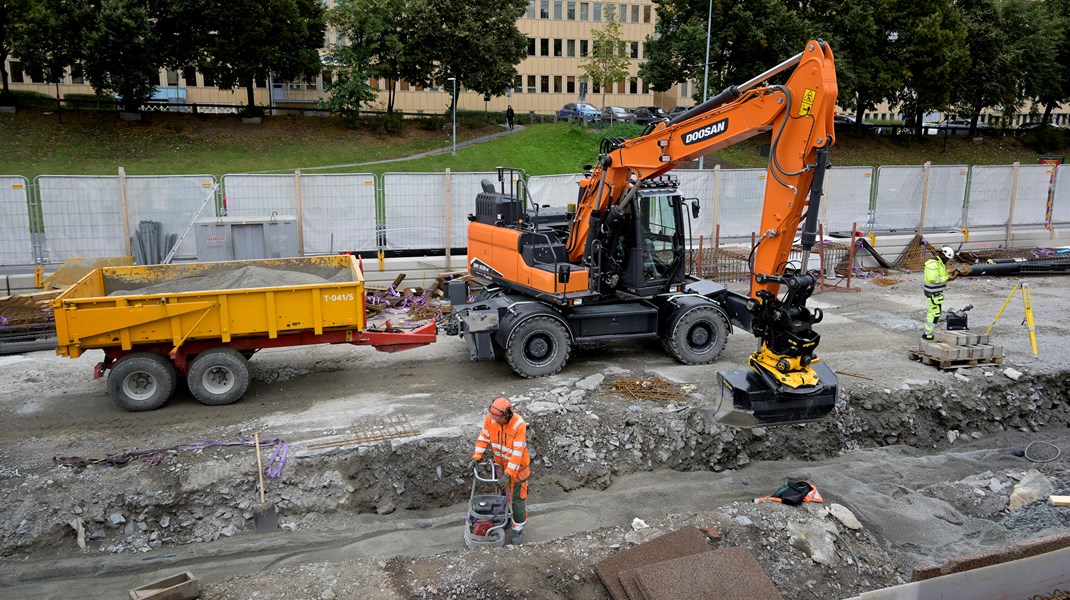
[671,170,715,244]
[874,165,967,231]
[382,171,498,250]
[221,174,298,217]
[1053,165,1070,225]
[0,176,33,266]
[1012,164,1060,226]
[126,175,217,260]
[300,173,379,254]
[527,174,583,208]
[965,166,1014,227]
[822,166,874,233]
[37,175,125,262]
[717,169,766,238]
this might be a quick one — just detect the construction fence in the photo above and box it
[0,162,1066,267]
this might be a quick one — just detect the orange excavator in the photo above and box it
[447,40,839,427]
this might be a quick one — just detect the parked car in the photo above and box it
[632,106,669,125]
[667,105,694,119]
[941,119,993,136]
[557,102,601,122]
[601,106,636,123]
[833,114,884,134]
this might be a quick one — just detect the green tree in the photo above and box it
[1027,0,1070,124]
[10,0,89,107]
[887,0,969,136]
[582,4,630,107]
[0,0,34,98]
[82,0,160,112]
[639,0,806,102]
[198,0,326,112]
[406,0,527,112]
[323,0,384,122]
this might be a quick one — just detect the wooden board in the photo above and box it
[908,349,1005,370]
[1050,495,1070,507]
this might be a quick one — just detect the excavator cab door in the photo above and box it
[615,192,685,296]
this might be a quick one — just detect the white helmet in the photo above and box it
[940,246,955,261]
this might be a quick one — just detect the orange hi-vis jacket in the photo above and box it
[472,413,530,482]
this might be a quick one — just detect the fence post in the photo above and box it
[118,166,131,257]
[444,168,452,271]
[294,169,304,256]
[1006,161,1021,247]
[711,164,721,241]
[917,161,931,236]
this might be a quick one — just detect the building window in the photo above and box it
[593,81,601,94]
[567,76,575,94]
[527,0,537,18]
[540,0,549,17]
[184,67,197,87]
[203,72,215,87]
[680,80,689,98]
[554,39,562,57]
[165,70,180,86]
[514,75,523,92]
[630,4,639,23]
[70,64,84,85]
[642,79,649,94]
[255,77,266,88]
[629,77,638,94]
[580,2,588,19]
[630,41,639,59]
[619,4,627,22]
[580,40,589,57]
[26,65,43,83]
[593,2,601,21]
[567,39,576,57]
[553,76,562,93]
[567,1,575,19]
[9,61,24,83]
[528,37,536,56]
[643,5,651,23]
[527,75,536,93]
[541,75,549,93]
[540,38,549,56]
[553,0,562,18]
[400,79,409,90]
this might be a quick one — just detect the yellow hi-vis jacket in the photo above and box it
[472,413,530,481]
[923,258,949,297]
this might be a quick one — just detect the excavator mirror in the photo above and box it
[688,198,700,219]
[556,264,571,284]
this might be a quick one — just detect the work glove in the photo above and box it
[467,459,478,472]
[496,474,510,489]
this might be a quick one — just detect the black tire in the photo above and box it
[661,306,729,365]
[107,352,177,412]
[187,348,250,406]
[505,316,572,378]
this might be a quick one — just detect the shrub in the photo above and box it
[418,115,444,131]
[1021,127,1067,153]
[0,89,56,108]
[63,93,117,110]
[238,105,266,118]
[369,112,404,134]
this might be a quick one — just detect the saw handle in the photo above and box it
[255,432,266,504]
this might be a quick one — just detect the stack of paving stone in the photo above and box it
[909,330,1005,369]
[595,526,783,600]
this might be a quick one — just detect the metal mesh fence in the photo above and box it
[527,174,583,208]
[874,165,968,232]
[718,169,766,239]
[382,171,497,251]
[1053,165,1070,224]
[966,165,1014,227]
[37,175,125,262]
[221,174,298,218]
[300,173,378,254]
[0,177,33,266]
[1012,164,1060,226]
[823,167,874,233]
[126,175,217,260]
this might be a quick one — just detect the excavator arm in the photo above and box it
[567,40,840,427]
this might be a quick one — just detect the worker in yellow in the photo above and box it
[923,246,956,340]
[467,397,529,545]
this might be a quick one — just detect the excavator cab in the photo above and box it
[602,185,687,296]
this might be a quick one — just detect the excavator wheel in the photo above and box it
[505,316,572,378]
[661,306,728,365]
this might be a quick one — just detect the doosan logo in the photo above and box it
[682,119,728,145]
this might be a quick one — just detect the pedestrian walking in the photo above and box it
[506,105,515,131]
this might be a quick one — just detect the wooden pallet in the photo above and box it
[908,349,1005,370]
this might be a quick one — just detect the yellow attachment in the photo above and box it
[749,344,821,388]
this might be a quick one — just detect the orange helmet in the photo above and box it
[489,397,513,418]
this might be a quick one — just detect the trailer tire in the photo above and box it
[188,348,250,406]
[662,306,728,365]
[108,352,177,412]
[505,316,571,378]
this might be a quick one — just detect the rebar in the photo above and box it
[308,415,420,450]
[606,376,686,402]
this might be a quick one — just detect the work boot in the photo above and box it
[511,530,523,545]
[921,334,934,340]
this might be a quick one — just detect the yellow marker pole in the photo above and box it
[1022,282,1038,356]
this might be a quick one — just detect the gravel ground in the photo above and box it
[0,270,1068,599]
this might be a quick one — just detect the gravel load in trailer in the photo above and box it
[52,256,436,411]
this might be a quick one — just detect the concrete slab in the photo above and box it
[595,526,712,600]
[633,546,783,600]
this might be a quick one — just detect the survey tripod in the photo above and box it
[985,280,1038,356]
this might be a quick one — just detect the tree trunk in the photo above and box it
[0,49,9,97]
[245,78,256,111]
[1042,103,1054,124]
[387,78,396,113]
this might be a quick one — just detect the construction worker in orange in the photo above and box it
[467,397,530,545]
[923,246,956,340]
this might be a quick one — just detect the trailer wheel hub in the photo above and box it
[122,372,158,401]
[202,366,235,394]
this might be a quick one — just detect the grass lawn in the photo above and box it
[0,109,1050,180]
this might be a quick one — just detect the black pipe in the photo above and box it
[799,148,828,252]
[668,86,740,126]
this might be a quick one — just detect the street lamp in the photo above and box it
[447,77,457,156]
[698,0,712,170]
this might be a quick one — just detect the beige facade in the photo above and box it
[3,0,685,115]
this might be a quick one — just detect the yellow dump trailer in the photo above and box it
[53,256,436,411]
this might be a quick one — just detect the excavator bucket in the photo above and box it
[704,363,838,428]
